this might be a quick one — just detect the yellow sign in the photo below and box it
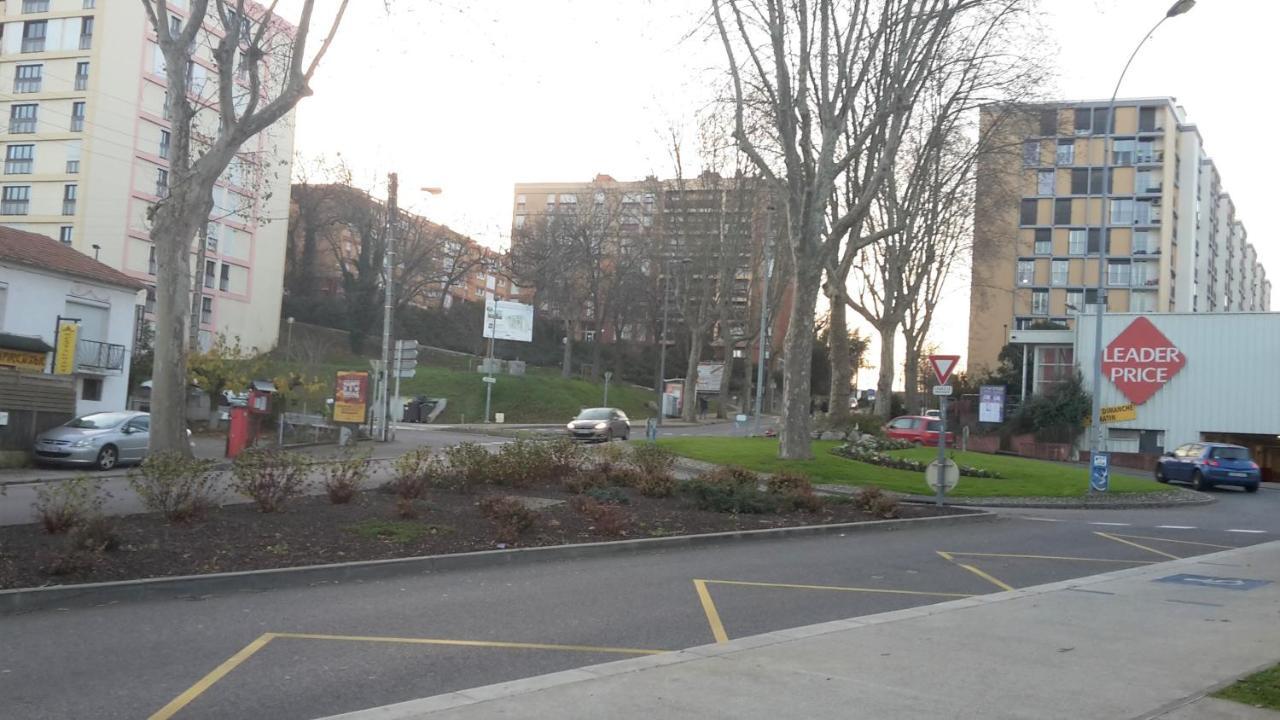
[1086,403,1138,426]
[0,348,46,371]
[53,322,79,375]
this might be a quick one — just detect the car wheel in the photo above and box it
[1190,471,1209,492]
[1245,483,1259,494]
[95,445,118,471]
[1154,465,1168,483]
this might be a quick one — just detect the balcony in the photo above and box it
[75,338,126,375]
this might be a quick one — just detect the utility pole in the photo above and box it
[379,173,398,442]
[655,263,671,427]
[753,241,772,436]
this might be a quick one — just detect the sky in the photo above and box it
[288,0,1278,390]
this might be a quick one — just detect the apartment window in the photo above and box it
[70,102,86,131]
[1069,167,1109,195]
[1053,198,1071,225]
[1066,289,1083,313]
[1131,290,1156,313]
[1051,260,1068,287]
[1022,141,1038,167]
[1112,138,1135,165]
[155,168,169,197]
[1074,106,1110,135]
[220,263,231,292]
[5,145,34,175]
[82,378,103,402]
[145,286,157,314]
[1016,260,1034,286]
[1031,289,1049,316]
[206,223,219,253]
[75,62,90,91]
[1055,140,1074,165]
[169,15,181,37]
[1107,260,1131,287]
[23,0,51,11]
[148,246,157,275]
[1110,199,1135,225]
[1135,199,1157,225]
[200,296,213,325]
[59,225,73,244]
[22,20,48,53]
[1036,170,1054,196]
[14,64,42,93]
[1087,228,1109,255]
[62,184,76,215]
[1019,199,1037,226]
[1135,169,1159,194]
[1131,261,1154,288]
[159,129,171,159]
[83,0,95,8]
[201,259,215,288]
[79,17,94,50]
[1034,228,1051,255]
[66,159,80,173]
[1138,106,1158,132]
[1136,139,1159,163]
[1,186,31,215]
[10,104,38,134]
[1038,109,1058,136]
[1133,229,1158,255]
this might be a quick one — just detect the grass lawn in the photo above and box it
[657,437,1161,498]
[1214,663,1280,711]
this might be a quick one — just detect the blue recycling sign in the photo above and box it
[1156,574,1271,591]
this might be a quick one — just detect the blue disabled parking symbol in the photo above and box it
[1156,574,1272,591]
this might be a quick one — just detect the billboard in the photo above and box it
[696,363,724,393]
[482,295,534,343]
[978,385,1005,423]
[333,371,369,424]
[53,321,79,375]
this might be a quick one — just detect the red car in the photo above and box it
[885,415,954,447]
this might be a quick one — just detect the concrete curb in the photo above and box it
[0,509,994,615]
[817,484,1217,510]
[315,538,1280,720]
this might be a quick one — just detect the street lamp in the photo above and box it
[1087,0,1194,486]
[655,257,690,428]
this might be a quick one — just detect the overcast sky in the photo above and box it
[291,0,1276,388]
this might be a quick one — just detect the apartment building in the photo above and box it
[968,97,1270,375]
[0,0,294,353]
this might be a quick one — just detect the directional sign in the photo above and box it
[481,376,497,384]
[932,385,953,397]
[1156,574,1271,591]
[928,355,960,386]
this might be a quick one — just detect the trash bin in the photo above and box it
[402,399,423,423]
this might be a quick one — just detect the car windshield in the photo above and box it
[66,412,131,429]
[926,420,942,432]
[1211,447,1249,460]
[575,409,612,421]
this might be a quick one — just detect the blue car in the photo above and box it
[1155,442,1261,493]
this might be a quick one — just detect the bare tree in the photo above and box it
[144,0,349,453]
[712,0,981,458]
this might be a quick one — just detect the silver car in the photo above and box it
[566,408,631,442]
[34,411,155,471]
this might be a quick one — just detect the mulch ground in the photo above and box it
[0,482,968,590]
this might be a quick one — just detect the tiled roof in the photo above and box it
[0,225,145,291]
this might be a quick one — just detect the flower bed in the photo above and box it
[832,440,1004,479]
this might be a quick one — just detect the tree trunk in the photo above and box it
[902,331,922,415]
[589,327,603,381]
[680,326,703,422]
[715,350,732,419]
[561,319,574,379]
[827,297,852,420]
[874,323,898,419]
[778,268,821,459]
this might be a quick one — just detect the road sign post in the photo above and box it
[928,355,961,506]
[603,371,613,407]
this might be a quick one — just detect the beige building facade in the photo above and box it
[968,97,1269,376]
[0,0,293,353]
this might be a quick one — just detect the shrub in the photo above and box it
[477,495,537,544]
[563,469,607,495]
[489,439,557,488]
[33,476,107,534]
[67,515,120,552]
[634,472,676,498]
[546,437,585,477]
[444,442,491,491]
[852,486,899,518]
[231,448,311,513]
[43,550,97,577]
[702,465,761,490]
[389,448,445,502]
[322,449,371,504]
[682,467,777,514]
[129,451,221,522]
[766,471,822,513]
[592,441,630,471]
[586,486,630,505]
[568,496,632,537]
[629,442,676,478]
[815,412,885,439]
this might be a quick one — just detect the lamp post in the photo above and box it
[1087,0,1194,486]
[655,258,691,428]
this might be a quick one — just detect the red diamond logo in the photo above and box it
[1101,317,1185,405]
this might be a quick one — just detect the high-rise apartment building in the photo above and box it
[968,97,1269,375]
[0,0,294,352]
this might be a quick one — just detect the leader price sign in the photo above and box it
[1101,317,1185,405]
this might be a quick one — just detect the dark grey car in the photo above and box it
[566,408,630,442]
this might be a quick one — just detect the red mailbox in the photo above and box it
[226,406,252,458]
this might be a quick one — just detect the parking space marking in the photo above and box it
[1227,529,1267,534]
[704,579,972,599]
[1088,522,1131,527]
[1104,533,1236,550]
[1022,517,1062,522]
[149,633,276,720]
[943,551,1156,565]
[693,579,730,644]
[1155,525,1196,530]
[936,551,1015,592]
[271,632,666,656]
[1094,531,1181,560]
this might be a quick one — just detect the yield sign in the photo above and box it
[928,355,960,386]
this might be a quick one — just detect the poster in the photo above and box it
[978,385,1005,423]
[333,371,369,424]
[53,322,79,375]
[482,295,534,342]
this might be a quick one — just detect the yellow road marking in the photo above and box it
[693,579,730,644]
[705,579,971,598]
[1104,533,1235,550]
[149,633,276,720]
[272,632,665,656]
[936,551,1015,592]
[944,551,1157,565]
[1094,531,1180,560]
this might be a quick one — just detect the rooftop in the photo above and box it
[0,226,145,291]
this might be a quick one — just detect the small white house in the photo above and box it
[0,225,144,415]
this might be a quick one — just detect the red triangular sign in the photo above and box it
[929,355,960,385]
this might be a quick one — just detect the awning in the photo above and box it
[0,332,53,353]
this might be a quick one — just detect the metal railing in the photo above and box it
[75,338,126,373]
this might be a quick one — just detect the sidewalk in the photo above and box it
[324,540,1280,720]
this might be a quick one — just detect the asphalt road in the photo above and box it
[2,484,1275,720]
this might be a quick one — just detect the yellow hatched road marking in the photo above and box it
[936,551,1015,592]
[944,551,1157,565]
[271,632,665,656]
[149,633,276,720]
[705,579,971,598]
[693,579,730,644]
[1094,531,1181,560]
[1104,533,1236,550]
